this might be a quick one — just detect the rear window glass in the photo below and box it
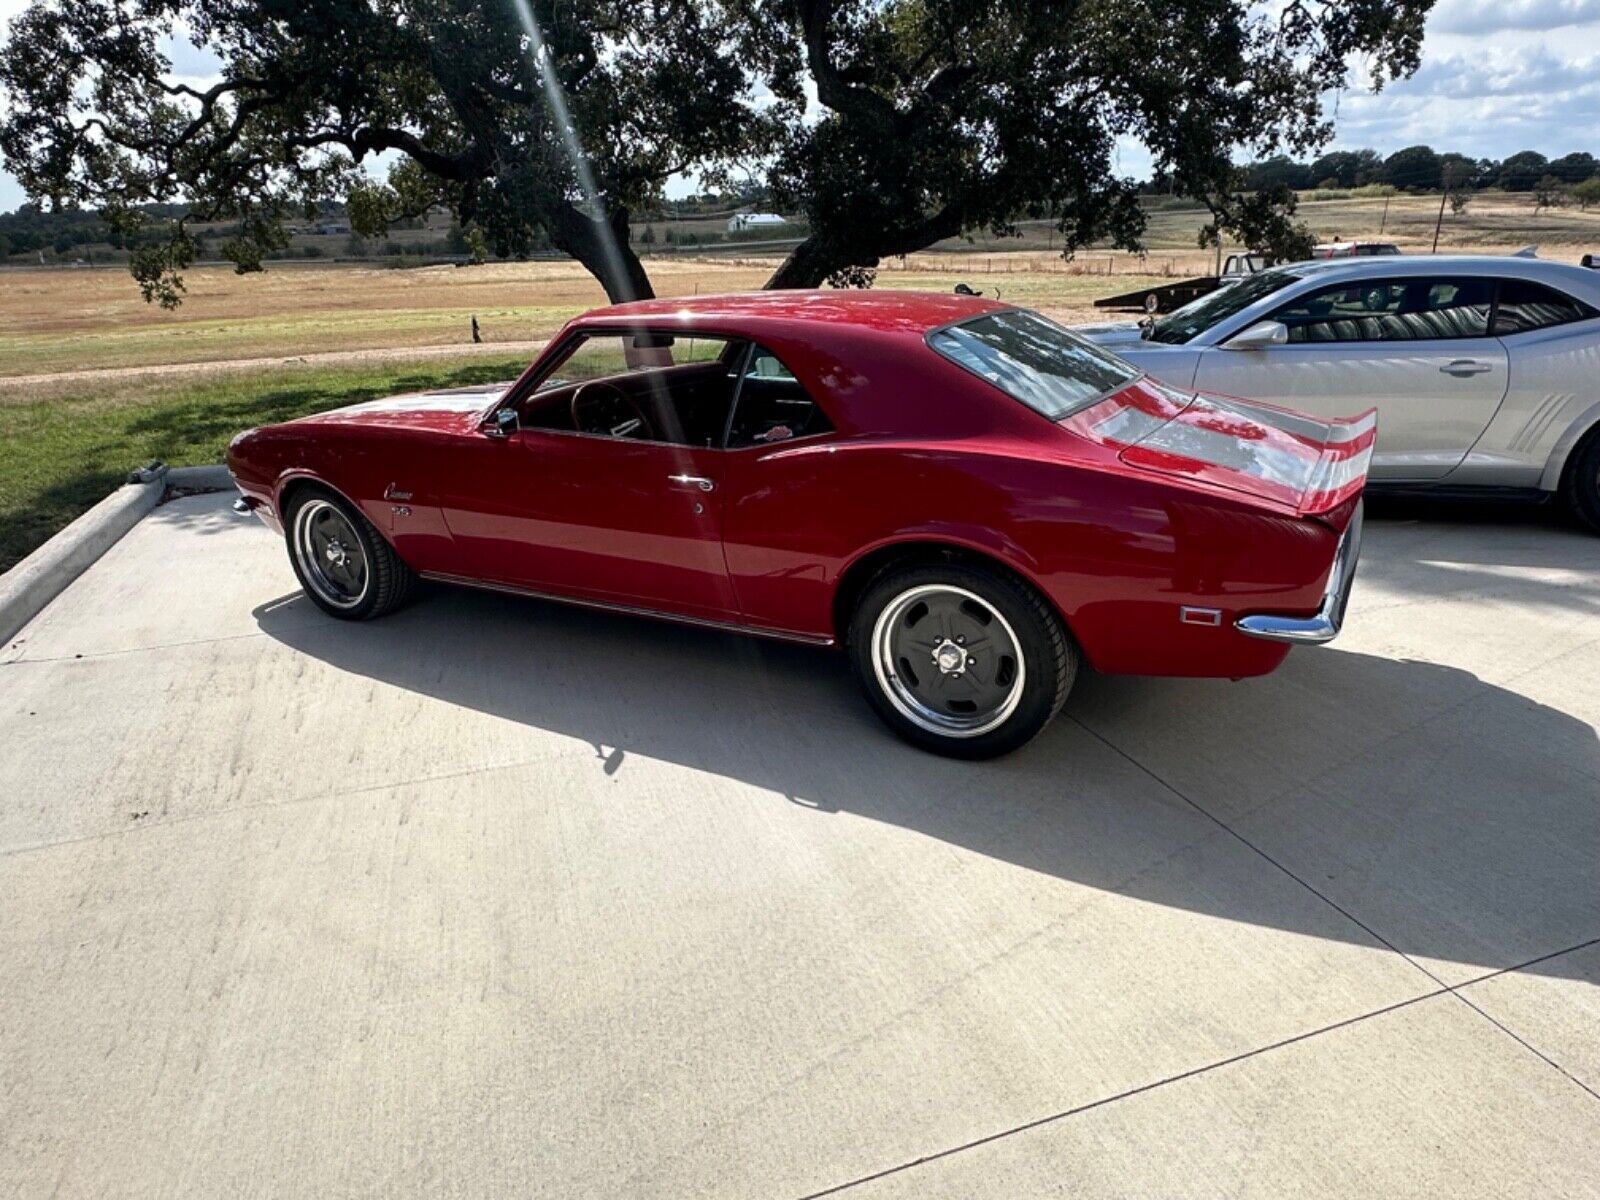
[1493,280,1598,335]
[929,310,1139,419]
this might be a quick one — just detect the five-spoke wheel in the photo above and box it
[293,498,370,609]
[284,485,416,620]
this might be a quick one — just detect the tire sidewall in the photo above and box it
[1565,433,1600,533]
[848,562,1074,759]
[284,485,387,619]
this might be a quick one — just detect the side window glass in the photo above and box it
[1268,277,1491,343]
[724,347,834,448]
[1493,280,1598,335]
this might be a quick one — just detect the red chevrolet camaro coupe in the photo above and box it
[228,291,1373,757]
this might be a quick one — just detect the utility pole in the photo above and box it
[1379,195,1389,234]
[1431,189,1448,254]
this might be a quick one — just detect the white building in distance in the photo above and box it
[727,212,788,233]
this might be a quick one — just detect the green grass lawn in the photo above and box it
[0,355,528,573]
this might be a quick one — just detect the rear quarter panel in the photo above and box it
[1467,321,1600,488]
[722,437,1338,677]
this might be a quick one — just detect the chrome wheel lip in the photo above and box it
[292,499,369,609]
[870,583,1026,739]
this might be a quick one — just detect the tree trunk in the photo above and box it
[765,206,962,290]
[549,204,655,303]
[765,236,853,289]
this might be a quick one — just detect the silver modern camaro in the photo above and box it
[1080,255,1600,529]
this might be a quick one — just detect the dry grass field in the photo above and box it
[2,188,1598,570]
[0,256,1150,393]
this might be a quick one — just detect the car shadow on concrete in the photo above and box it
[253,572,1599,985]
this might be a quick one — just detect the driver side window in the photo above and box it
[522,332,748,446]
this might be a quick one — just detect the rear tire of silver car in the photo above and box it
[847,562,1078,759]
[1560,428,1600,534]
[284,485,416,620]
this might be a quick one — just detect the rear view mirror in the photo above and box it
[1225,320,1289,351]
[632,333,675,349]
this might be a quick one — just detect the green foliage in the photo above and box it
[0,0,789,303]
[1381,145,1441,191]
[1549,152,1599,184]
[1533,176,1565,212]
[1572,178,1600,211]
[1309,150,1384,189]
[0,0,1442,298]
[1497,151,1550,192]
[756,0,1433,286]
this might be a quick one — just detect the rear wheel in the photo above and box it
[1561,428,1600,534]
[848,562,1077,758]
[285,485,416,619]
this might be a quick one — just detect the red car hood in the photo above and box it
[290,382,513,434]
[1061,379,1375,518]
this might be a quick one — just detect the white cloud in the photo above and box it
[1329,42,1600,160]
[1430,0,1600,35]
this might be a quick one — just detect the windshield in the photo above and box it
[1147,268,1300,345]
[929,309,1140,419]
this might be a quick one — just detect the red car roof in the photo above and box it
[573,289,1010,337]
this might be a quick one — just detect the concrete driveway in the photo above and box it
[2,492,1597,1198]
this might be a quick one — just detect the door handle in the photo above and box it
[668,474,714,492]
[1439,360,1492,376]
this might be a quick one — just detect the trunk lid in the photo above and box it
[1061,380,1375,518]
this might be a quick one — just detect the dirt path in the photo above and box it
[0,338,550,403]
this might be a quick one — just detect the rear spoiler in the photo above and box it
[1299,409,1376,516]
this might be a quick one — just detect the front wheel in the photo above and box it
[848,562,1078,758]
[284,485,416,619]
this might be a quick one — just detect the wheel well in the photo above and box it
[276,476,314,518]
[831,541,1065,642]
[274,476,399,553]
[1558,419,1600,490]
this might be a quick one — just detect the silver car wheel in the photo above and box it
[293,498,369,609]
[870,584,1026,738]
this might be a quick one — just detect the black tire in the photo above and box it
[847,561,1078,759]
[1560,428,1600,534]
[283,484,416,619]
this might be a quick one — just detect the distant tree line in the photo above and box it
[1221,147,1599,195]
[0,201,189,260]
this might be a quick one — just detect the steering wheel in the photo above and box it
[571,381,655,440]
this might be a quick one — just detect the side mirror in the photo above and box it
[483,407,519,439]
[1224,319,1289,351]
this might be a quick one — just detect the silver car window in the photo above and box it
[1146,269,1299,344]
[1266,277,1493,342]
[1492,280,1600,335]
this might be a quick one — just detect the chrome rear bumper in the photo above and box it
[1235,505,1363,645]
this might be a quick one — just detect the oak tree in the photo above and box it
[0,0,790,305]
[753,0,1435,287]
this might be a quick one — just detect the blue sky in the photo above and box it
[2,0,1597,211]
